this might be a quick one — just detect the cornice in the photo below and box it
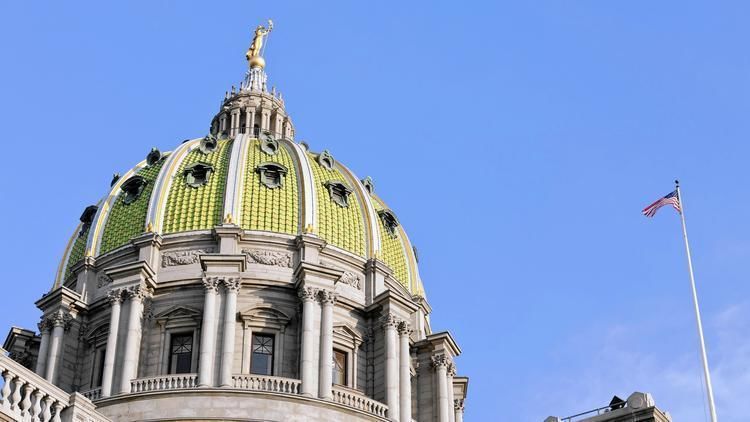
[199,253,247,273]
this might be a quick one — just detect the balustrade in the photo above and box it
[332,386,389,418]
[0,350,69,422]
[130,374,198,393]
[231,374,301,394]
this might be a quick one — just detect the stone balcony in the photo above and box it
[81,373,388,422]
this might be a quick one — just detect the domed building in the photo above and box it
[0,23,468,422]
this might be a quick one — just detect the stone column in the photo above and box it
[454,399,465,422]
[317,290,336,399]
[432,354,451,422]
[382,314,400,421]
[447,363,457,422]
[198,277,220,387]
[119,285,150,393]
[298,287,319,396]
[100,289,123,397]
[220,114,227,134]
[250,107,255,134]
[398,322,412,422]
[35,319,51,376]
[220,277,241,387]
[44,311,68,383]
[229,112,236,137]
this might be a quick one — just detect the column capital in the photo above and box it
[317,289,338,305]
[454,398,465,411]
[202,276,221,292]
[297,286,318,302]
[447,362,457,377]
[380,313,400,330]
[431,353,452,370]
[37,317,52,333]
[222,277,243,293]
[125,284,152,302]
[47,310,73,330]
[397,321,412,336]
[107,288,124,305]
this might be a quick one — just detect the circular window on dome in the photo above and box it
[256,162,288,189]
[120,176,148,205]
[317,150,335,170]
[377,209,400,238]
[146,148,162,166]
[184,162,214,188]
[324,181,352,208]
[260,138,279,156]
[199,135,218,154]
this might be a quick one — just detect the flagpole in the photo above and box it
[675,180,718,422]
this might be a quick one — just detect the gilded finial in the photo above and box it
[246,19,274,69]
[146,222,154,233]
[373,249,382,260]
[224,213,234,224]
[304,224,316,234]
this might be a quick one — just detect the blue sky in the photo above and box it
[1,1,749,421]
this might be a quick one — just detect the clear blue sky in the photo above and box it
[1,1,748,421]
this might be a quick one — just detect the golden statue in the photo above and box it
[246,19,273,69]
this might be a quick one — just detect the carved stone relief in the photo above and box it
[161,248,215,267]
[243,249,293,268]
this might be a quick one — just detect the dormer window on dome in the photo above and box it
[378,209,400,237]
[184,162,214,188]
[260,137,279,156]
[199,135,218,154]
[121,176,148,205]
[318,150,335,170]
[361,177,375,194]
[79,205,98,237]
[147,148,162,166]
[256,162,288,189]
[324,181,352,208]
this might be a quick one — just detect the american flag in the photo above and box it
[642,190,681,217]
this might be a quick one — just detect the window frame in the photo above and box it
[153,305,202,375]
[167,331,195,374]
[332,324,363,389]
[249,332,276,376]
[239,305,292,376]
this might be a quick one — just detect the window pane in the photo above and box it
[250,334,274,375]
[169,334,193,374]
[333,350,347,386]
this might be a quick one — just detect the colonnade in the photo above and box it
[34,311,70,385]
[198,276,242,388]
[218,106,293,139]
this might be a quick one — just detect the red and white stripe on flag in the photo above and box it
[642,190,681,217]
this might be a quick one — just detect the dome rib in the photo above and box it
[146,139,198,233]
[336,163,380,259]
[224,133,251,226]
[53,221,84,289]
[88,159,148,256]
[286,142,317,232]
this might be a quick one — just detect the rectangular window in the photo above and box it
[250,333,274,375]
[169,333,194,374]
[91,348,106,388]
[333,349,347,386]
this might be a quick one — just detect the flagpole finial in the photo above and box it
[675,179,680,187]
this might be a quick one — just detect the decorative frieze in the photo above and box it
[161,248,214,267]
[97,274,113,288]
[338,271,363,289]
[243,249,293,268]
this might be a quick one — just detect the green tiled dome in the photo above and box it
[56,135,425,296]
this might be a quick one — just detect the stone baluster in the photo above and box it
[31,390,43,422]
[317,290,337,399]
[20,383,33,417]
[40,395,52,422]
[382,313,400,421]
[198,277,220,387]
[454,399,465,422]
[119,285,151,393]
[220,277,242,387]
[447,363,457,422]
[101,289,123,398]
[9,375,22,411]
[0,370,11,408]
[398,321,412,422]
[35,319,51,376]
[432,353,452,422]
[298,287,319,396]
[51,401,64,422]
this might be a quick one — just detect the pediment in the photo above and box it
[239,305,292,327]
[154,305,202,322]
[333,323,363,344]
